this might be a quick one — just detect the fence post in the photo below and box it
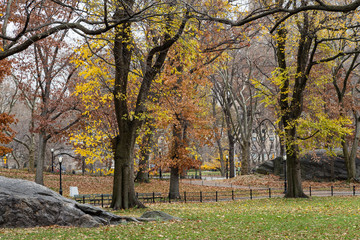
[83,196,85,204]
[216,191,218,202]
[331,186,334,196]
[353,186,356,196]
[269,188,271,199]
[184,191,187,203]
[200,191,203,203]
[232,190,234,200]
[153,192,155,203]
[101,194,104,208]
[309,186,312,197]
[250,189,253,200]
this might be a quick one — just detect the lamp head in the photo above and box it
[59,156,63,163]
[51,148,54,153]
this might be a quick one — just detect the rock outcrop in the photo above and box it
[255,150,360,181]
[0,176,179,228]
[140,211,182,221]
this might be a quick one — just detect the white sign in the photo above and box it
[69,186,79,197]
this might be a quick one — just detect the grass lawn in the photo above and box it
[2,196,360,239]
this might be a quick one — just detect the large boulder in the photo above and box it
[0,176,178,228]
[255,150,360,181]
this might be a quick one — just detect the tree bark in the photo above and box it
[28,116,36,172]
[228,134,235,178]
[342,114,360,181]
[135,126,153,183]
[240,140,251,175]
[110,3,145,209]
[111,129,144,209]
[135,156,150,183]
[284,127,308,198]
[169,167,180,199]
[212,96,226,176]
[217,144,226,177]
[35,130,46,185]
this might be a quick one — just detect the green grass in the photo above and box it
[2,197,360,239]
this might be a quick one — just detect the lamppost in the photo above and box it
[283,154,287,194]
[159,150,162,180]
[226,155,229,179]
[51,148,54,173]
[59,156,63,195]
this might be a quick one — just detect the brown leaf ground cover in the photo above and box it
[0,168,357,197]
[225,173,358,189]
[0,168,228,197]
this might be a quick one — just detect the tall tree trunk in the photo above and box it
[343,140,355,181]
[284,127,308,198]
[169,167,180,199]
[135,154,150,183]
[28,139,36,172]
[212,91,226,176]
[135,126,154,183]
[35,130,46,185]
[111,128,144,209]
[240,140,251,175]
[169,120,188,199]
[228,134,235,178]
[110,1,187,209]
[217,144,226,177]
[341,113,360,181]
[274,12,312,198]
[28,117,36,172]
[110,2,143,209]
[342,115,360,181]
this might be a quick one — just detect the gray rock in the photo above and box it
[140,211,181,221]
[255,150,360,181]
[0,176,177,228]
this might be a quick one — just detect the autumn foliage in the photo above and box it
[0,113,15,155]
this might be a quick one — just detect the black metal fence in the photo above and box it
[74,194,112,208]
[73,185,360,207]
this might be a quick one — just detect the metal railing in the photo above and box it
[73,185,360,207]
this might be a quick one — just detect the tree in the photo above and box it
[3,74,37,171]
[212,48,262,176]
[11,26,83,184]
[0,74,17,157]
[267,2,360,197]
[153,36,216,198]
[327,38,360,181]
[110,1,189,209]
[211,96,227,177]
[70,1,190,209]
